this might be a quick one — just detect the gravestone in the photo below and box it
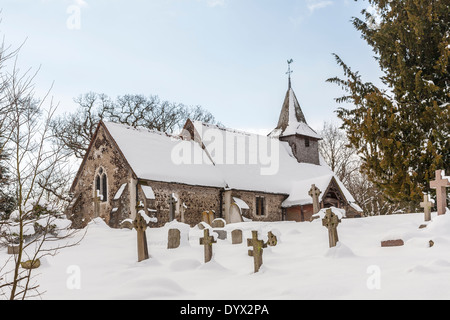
[430,170,450,216]
[213,229,227,240]
[120,220,133,230]
[7,245,19,255]
[168,229,181,249]
[247,230,267,273]
[322,208,341,248]
[308,184,322,214]
[381,239,404,247]
[212,218,226,228]
[133,212,149,262]
[231,229,243,244]
[199,229,216,263]
[21,259,40,270]
[266,231,278,246]
[420,193,434,222]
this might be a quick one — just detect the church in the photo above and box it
[66,79,363,229]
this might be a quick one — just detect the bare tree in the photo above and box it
[0,35,82,300]
[51,92,222,159]
[318,122,360,186]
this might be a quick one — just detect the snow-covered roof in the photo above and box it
[281,175,358,208]
[104,122,226,188]
[103,121,356,207]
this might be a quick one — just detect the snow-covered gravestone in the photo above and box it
[430,170,450,216]
[133,212,149,262]
[420,194,434,222]
[308,184,322,214]
[247,230,267,273]
[199,229,216,263]
[322,209,341,248]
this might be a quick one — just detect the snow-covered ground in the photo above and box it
[4,210,450,300]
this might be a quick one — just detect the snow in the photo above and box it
[6,210,450,300]
[282,121,321,140]
[441,170,450,183]
[114,183,127,200]
[141,185,156,200]
[233,197,249,210]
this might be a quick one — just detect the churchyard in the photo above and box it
[5,207,449,300]
[1,170,448,300]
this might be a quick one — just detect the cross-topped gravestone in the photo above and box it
[199,229,216,263]
[247,230,267,273]
[430,170,450,216]
[322,209,341,248]
[168,193,178,221]
[420,193,434,222]
[308,184,322,214]
[133,212,149,262]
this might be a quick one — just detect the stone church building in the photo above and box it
[67,81,363,228]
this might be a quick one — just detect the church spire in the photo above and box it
[268,60,321,141]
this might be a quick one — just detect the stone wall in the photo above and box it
[138,180,222,227]
[280,135,320,165]
[231,190,285,222]
[68,124,134,228]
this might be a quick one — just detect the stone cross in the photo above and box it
[308,184,322,214]
[430,170,450,216]
[199,229,216,263]
[247,230,267,273]
[133,212,149,262]
[168,193,178,221]
[420,194,434,222]
[322,208,341,248]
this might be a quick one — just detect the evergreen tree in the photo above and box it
[328,0,449,205]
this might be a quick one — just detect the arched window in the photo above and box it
[95,167,108,202]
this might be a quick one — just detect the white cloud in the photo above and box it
[307,0,333,12]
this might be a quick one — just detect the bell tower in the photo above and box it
[268,60,321,165]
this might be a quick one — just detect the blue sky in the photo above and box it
[1,0,382,132]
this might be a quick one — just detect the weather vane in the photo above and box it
[286,59,294,88]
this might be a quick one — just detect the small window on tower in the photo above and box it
[305,137,310,147]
